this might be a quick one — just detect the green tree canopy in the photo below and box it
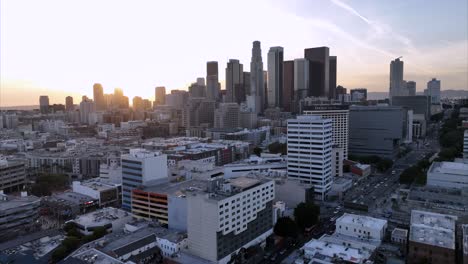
[273,217,298,238]
[294,202,320,230]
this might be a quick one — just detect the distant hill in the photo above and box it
[368,90,468,100]
[0,105,39,111]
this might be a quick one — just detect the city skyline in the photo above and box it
[1,0,467,106]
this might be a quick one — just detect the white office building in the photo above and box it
[287,115,333,200]
[336,213,388,241]
[121,149,168,210]
[427,161,468,189]
[303,105,349,158]
[187,177,275,264]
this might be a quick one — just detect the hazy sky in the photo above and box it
[1,0,467,106]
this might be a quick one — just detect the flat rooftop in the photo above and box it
[429,161,468,175]
[77,180,119,191]
[228,177,261,189]
[142,179,208,197]
[301,238,368,263]
[336,213,387,230]
[392,228,408,237]
[71,248,123,264]
[70,207,130,227]
[0,194,40,211]
[410,210,457,249]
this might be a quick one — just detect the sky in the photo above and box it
[1,0,467,106]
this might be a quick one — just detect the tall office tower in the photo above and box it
[214,103,240,129]
[425,78,441,104]
[303,105,349,159]
[304,47,330,97]
[249,41,265,114]
[93,83,106,110]
[225,59,243,103]
[79,98,96,124]
[407,81,416,96]
[350,88,368,102]
[166,90,189,109]
[121,149,168,211]
[112,88,125,108]
[263,71,268,107]
[189,79,207,98]
[182,98,215,128]
[132,96,143,111]
[243,72,251,95]
[65,96,74,111]
[39,96,49,114]
[142,99,152,110]
[294,59,309,102]
[329,56,337,100]
[206,61,220,100]
[389,58,404,99]
[282,60,294,112]
[267,46,284,108]
[155,86,166,106]
[187,177,275,263]
[335,85,347,100]
[287,115,333,200]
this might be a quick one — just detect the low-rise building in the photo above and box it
[462,224,468,264]
[0,192,41,240]
[72,180,121,207]
[41,191,98,220]
[427,161,468,189]
[391,228,408,245]
[298,237,372,264]
[0,158,26,193]
[65,207,132,235]
[408,210,457,264]
[335,213,387,241]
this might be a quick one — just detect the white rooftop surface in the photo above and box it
[410,210,457,249]
[124,148,162,159]
[71,207,130,227]
[72,248,123,264]
[336,213,387,230]
[300,238,369,263]
[429,161,468,175]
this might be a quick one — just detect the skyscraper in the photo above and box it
[225,59,243,103]
[214,103,240,129]
[294,58,309,102]
[267,46,284,108]
[425,78,441,104]
[93,83,106,111]
[39,96,49,114]
[329,56,337,100]
[287,115,333,200]
[132,96,143,111]
[304,47,330,98]
[282,60,294,112]
[65,96,74,111]
[350,88,368,102]
[249,41,264,114]
[79,98,96,124]
[206,61,220,100]
[389,58,404,99]
[155,86,166,105]
[407,81,416,96]
[189,78,207,98]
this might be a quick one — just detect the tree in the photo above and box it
[294,202,320,231]
[274,217,298,238]
[253,147,262,157]
[268,142,287,155]
[376,159,393,172]
[438,147,459,161]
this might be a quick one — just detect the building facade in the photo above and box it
[187,177,275,263]
[287,115,333,200]
[121,149,168,211]
[304,47,329,98]
[303,105,349,159]
[267,46,284,108]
